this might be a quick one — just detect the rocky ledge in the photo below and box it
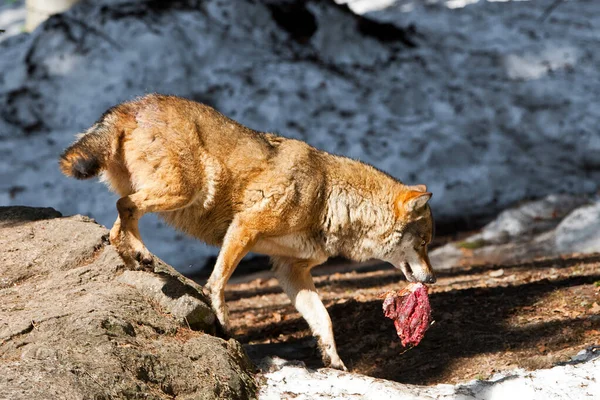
[0,206,257,400]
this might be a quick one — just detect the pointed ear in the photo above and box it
[407,184,427,193]
[396,190,432,215]
[406,191,432,211]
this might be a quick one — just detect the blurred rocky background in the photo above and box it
[1,0,598,272]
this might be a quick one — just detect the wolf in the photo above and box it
[59,94,436,370]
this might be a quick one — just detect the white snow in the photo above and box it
[1,0,600,272]
[258,348,600,399]
[0,1,25,42]
[430,194,600,269]
[555,201,600,254]
[337,0,398,14]
[467,194,589,245]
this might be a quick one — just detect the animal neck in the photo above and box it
[320,157,398,261]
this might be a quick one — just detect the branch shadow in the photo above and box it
[0,206,62,228]
[318,254,600,292]
[224,254,600,302]
[239,273,600,384]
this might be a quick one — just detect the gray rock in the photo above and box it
[0,206,257,400]
[0,206,62,226]
[118,270,216,333]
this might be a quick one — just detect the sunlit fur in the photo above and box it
[59,94,436,370]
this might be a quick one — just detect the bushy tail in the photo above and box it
[59,123,112,179]
[59,105,132,179]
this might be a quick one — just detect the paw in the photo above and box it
[329,359,348,371]
[320,344,347,371]
[207,292,231,336]
[215,318,233,339]
[214,308,231,333]
[113,244,153,271]
[134,249,154,268]
[213,311,233,338]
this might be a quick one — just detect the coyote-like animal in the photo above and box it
[60,94,436,370]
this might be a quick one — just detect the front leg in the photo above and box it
[110,188,194,269]
[109,214,152,268]
[271,256,347,371]
[205,219,258,334]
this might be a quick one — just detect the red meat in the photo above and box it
[382,283,433,347]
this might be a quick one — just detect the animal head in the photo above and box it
[381,184,436,283]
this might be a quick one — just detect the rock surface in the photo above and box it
[0,206,257,400]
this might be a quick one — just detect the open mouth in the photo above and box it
[399,262,417,282]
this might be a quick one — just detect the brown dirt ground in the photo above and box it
[224,254,600,385]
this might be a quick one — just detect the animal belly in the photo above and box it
[157,205,230,247]
[253,233,324,260]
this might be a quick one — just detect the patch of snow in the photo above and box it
[431,195,600,269]
[429,243,465,270]
[446,0,480,9]
[1,0,600,271]
[472,194,588,245]
[555,201,600,254]
[258,349,600,399]
[504,45,579,80]
[0,0,25,42]
[337,0,398,15]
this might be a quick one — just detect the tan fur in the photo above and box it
[59,94,436,370]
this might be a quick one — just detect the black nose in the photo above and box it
[425,275,437,284]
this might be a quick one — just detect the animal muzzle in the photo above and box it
[398,262,436,284]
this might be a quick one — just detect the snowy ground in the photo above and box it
[0,1,25,42]
[1,0,599,272]
[431,194,600,268]
[257,348,600,399]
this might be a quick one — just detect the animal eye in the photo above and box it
[420,240,426,247]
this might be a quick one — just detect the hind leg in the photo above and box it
[272,256,346,370]
[110,189,192,268]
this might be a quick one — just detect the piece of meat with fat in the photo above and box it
[381,282,433,347]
